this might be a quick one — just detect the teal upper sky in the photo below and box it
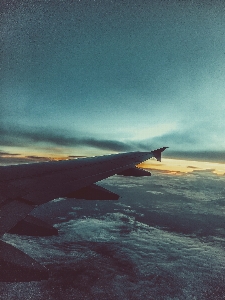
[1,0,225,160]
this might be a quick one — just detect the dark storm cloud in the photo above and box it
[0,151,19,156]
[0,125,132,152]
[1,124,225,162]
[148,130,225,162]
[149,131,199,149]
[165,150,225,163]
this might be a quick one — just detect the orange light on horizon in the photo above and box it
[1,148,225,176]
[139,158,225,176]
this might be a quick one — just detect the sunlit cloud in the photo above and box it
[139,158,225,175]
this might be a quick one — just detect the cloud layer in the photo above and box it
[1,124,225,164]
[0,123,135,152]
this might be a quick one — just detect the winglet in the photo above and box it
[151,147,169,162]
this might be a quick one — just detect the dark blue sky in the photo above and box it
[1,0,225,160]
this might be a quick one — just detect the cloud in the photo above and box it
[147,131,199,150]
[0,125,133,152]
[0,150,52,165]
[165,150,225,163]
[68,155,87,158]
[1,124,225,163]
[0,151,20,156]
[187,166,199,169]
[26,155,49,160]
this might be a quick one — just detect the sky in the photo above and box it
[1,0,225,173]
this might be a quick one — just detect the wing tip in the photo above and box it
[151,147,169,162]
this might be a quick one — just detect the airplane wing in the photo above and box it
[0,147,167,282]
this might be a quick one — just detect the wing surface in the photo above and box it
[0,148,167,235]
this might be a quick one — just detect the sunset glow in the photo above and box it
[1,148,225,177]
[139,158,225,175]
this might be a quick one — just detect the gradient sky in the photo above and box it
[1,0,225,169]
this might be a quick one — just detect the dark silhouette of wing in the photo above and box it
[0,147,167,282]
